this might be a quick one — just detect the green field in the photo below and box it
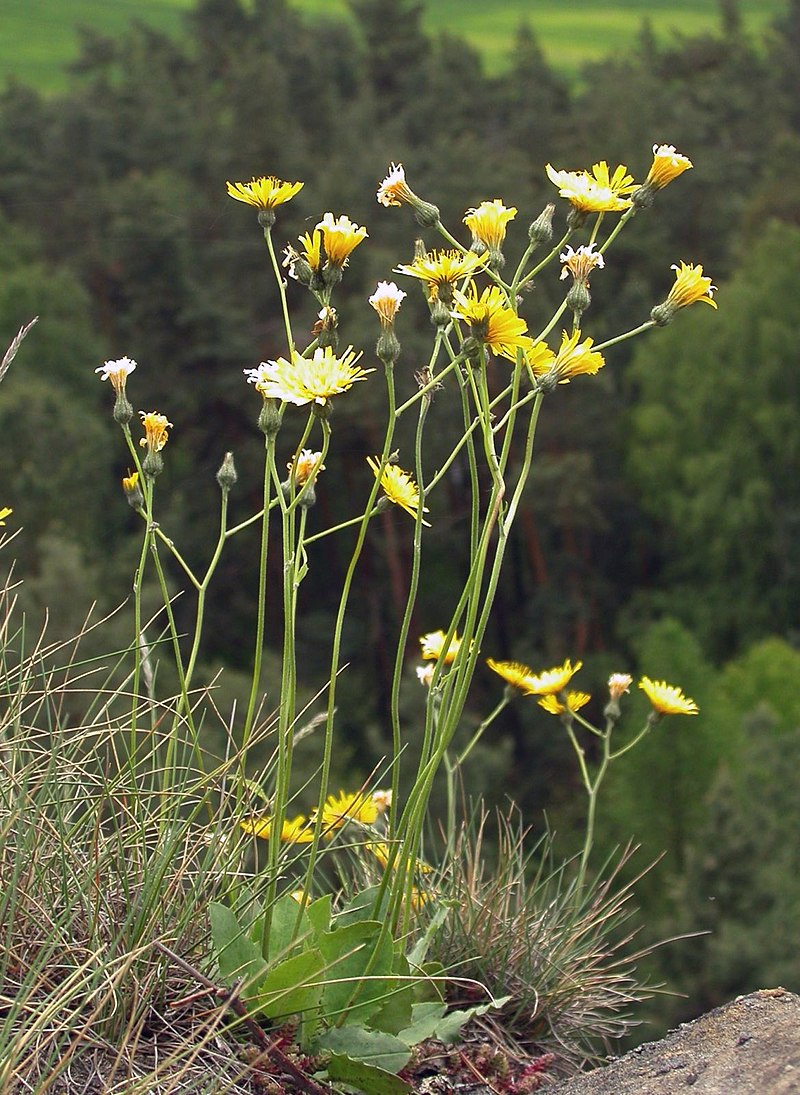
[0,0,789,92]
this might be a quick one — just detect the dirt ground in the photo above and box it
[548,988,800,1095]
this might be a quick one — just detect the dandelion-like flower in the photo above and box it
[396,249,488,301]
[665,261,718,310]
[420,630,461,665]
[560,244,605,285]
[645,145,693,190]
[639,677,699,717]
[545,163,633,214]
[139,411,172,454]
[450,283,533,360]
[317,212,368,267]
[226,175,304,210]
[248,346,372,406]
[0,507,12,525]
[240,814,315,843]
[96,356,137,394]
[315,790,379,833]
[608,673,633,701]
[525,658,583,696]
[377,162,417,207]
[369,281,407,326]
[288,449,325,485]
[538,691,591,715]
[367,456,428,524]
[547,330,606,385]
[486,658,539,695]
[463,199,517,251]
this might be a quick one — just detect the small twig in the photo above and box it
[0,316,38,384]
[154,941,330,1095]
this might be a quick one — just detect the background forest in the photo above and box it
[2,0,800,1042]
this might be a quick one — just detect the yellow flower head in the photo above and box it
[138,411,172,454]
[226,175,304,210]
[588,161,637,196]
[526,658,583,696]
[538,691,591,716]
[639,677,699,717]
[608,673,633,701]
[95,356,137,394]
[550,330,606,384]
[368,281,407,326]
[315,790,379,834]
[545,163,633,214]
[559,243,605,285]
[463,199,517,251]
[666,261,718,310]
[240,814,314,843]
[450,284,533,361]
[486,658,540,694]
[646,145,693,190]
[248,346,373,406]
[377,162,417,207]
[420,629,461,664]
[288,449,325,486]
[299,228,323,271]
[396,249,488,300]
[367,455,429,524]
[317,212,368,267]
[0,507,12,526]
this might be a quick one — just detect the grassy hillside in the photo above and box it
[0,0,788,93]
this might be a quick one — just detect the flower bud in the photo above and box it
[529,203,555,246]
[258,398,282,438]
[216,451,238,492]
[122,470,144,510]
[113,394,134,425]
[429,299,451,328]
[566,281,591,317]
[377,328,401,365]
[412,200,441,229]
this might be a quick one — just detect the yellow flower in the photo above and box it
[317,212,368,267]
[463,200,517,250]
[486,658,539,695]
[288,449,325,486]
[367,456,429,524]
[226,175,304,209]
[0,507,12,525]
[95,356,136,393]
[608,673,633,701]
[538,691,592,716]
[559,243,605,285]
[299,228,323,271]
[545,163,632,214]
[138,411,172,454]
[368,281,407,326]
[122,470,139,494]
[450,284,533,360]
[525,658,583,696]
[420,629,461,664]
[639,677,699,716]
[315,790,379,833]
[396,249,488,301]
[665,261,718,310]
[366,840,392,869]
[249,346,372,406]
[377,162,417,207]
[548,330,606,385]
[588,161,637,196]
[240,814,315,843]
[645,145,693,190]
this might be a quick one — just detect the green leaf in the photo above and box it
[319,920,395,1027]
[433,996,512,1043]
[335,885,386,928]
[325,1053,411,1095]
[306,893,332,938]
[266,893,307,961]
[209,902,268,990]
[396,1000,447,1045]
[368,950,414,1035]
[320,1026,412,1073]
[407,903,449,968]
[251,947,325,1020]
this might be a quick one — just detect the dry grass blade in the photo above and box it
[0,316,38,385]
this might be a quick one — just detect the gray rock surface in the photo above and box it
[549,989,800,1095]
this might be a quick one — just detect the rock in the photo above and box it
[548,989,800,1095]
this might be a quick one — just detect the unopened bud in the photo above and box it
[529,203,555,246]
[216,451,238,492]
[122,470,144,510]
[412,200,441,229]
[430,299,450,328]
[258,398,282,438]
